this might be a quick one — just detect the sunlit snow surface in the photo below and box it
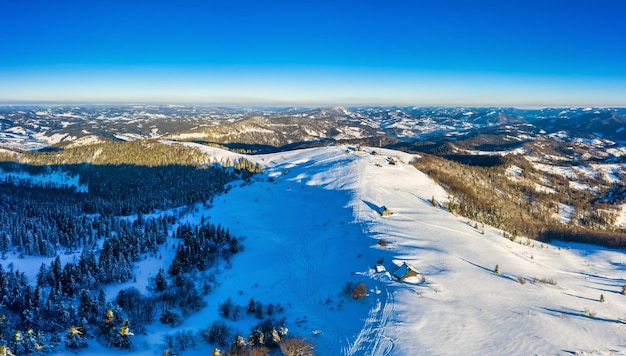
[6,145,626,355]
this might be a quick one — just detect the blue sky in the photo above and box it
[1,0,625,106]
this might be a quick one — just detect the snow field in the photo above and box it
[192,145,626,355]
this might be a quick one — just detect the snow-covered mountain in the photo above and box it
[2,105,624,152]
[9,144,622,355]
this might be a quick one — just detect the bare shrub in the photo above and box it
[583,308,596,318]
[352,283,367,300]
[218,297,234,319]
[531,277,557,286]
[279,338,314,356]
[342,282,367,299]
[249,346,270,356]
[160,310,182,326]
[201,321,233,347]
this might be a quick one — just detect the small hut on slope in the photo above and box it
[393,262,419,280]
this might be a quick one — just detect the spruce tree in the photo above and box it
[111,319,133,349]
[0,345,14,356]
[65,326,87,349]
[155,269,167,291]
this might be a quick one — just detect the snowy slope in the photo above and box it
[170,145,626,355]
[11,144,624,355]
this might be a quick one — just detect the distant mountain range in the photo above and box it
[0,106,624,156]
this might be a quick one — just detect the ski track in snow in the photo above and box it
[277,221,349,356]
[345,152,395,356]
[344,289,395,356]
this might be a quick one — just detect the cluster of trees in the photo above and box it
[0,164,230,257]
[233,157,264,179]
[201,298,310,356]
[169,223,242,276]
[412,154,626,247]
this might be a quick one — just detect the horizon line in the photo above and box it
[0,100,623,110]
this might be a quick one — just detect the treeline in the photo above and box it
[21,140,211,167]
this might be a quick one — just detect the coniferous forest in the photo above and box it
[0,141,258,353]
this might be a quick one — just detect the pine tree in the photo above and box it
[0,315,10,341]
[21,329,42,353]
[100,308,117,340]
[247,298,256,315]
[65,326,87,349]
[248,329,263,346]
[270,327,281,346]
[111,319,133,349]
[494,264,500,274]
[155,268,167,291]
[231,335,246,352]
[10,331,24,355]
[255,301,264,319]
[0,345,14,356]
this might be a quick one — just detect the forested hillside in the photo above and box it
[412,154,626,248]
[0,140,259,353]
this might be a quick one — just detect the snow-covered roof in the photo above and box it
[393,262,418,279]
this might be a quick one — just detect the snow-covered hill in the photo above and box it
[167,146,626,354]
[9,145,626,355]
[207,146,626,355]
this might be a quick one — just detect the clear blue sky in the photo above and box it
[1,0,625,106]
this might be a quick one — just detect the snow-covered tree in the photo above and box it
[269,327,282,346]
[65,326,87,349]
[248,329,264,347]
[100,309,116,336]
[110,319,133,349]
[155,268,168,291]
[0,345,14,356]
[8,329,45,354]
